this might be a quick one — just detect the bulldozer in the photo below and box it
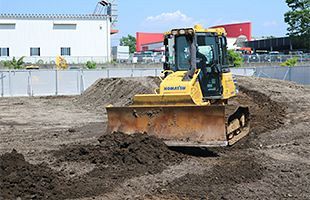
[106,25,250,147]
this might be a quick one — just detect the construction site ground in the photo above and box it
[0,76,310,200]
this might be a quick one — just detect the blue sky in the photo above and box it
[0,0,290,42]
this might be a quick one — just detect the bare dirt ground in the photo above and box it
[1,76,310,200]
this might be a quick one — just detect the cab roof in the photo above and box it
[164,24,227,36]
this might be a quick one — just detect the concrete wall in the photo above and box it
[0,15,110,60]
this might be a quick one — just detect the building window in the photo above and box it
[0,23,16,30]
[30,48,40,56]
[53,24,77,30]
[61,47,71,56]
[0,48,9,57]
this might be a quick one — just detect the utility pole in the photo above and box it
[93,1,118,62]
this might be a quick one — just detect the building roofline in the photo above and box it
[136,32,164,35]
[0,13,112,20]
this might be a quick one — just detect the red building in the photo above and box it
[136,32,164,52]
[210,22,252,41]
[136,22,252,52]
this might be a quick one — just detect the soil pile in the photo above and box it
[0,150,65,200]
[54,132,184,174]
[51,132,185,199]
[234,85,286,134]
[76,77,160,112]
[1,133,184,200]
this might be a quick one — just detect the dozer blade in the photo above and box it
[106,105,228,147]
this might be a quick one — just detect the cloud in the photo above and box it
[140,10,196,32]
[145,10,193,24]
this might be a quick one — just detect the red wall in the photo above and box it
[136,22,252,52]
[211,22,252,41]
[136,32,164,52]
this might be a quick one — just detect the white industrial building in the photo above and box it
[0,13,111,63]
[111,46,129,61]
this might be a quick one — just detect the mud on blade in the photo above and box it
[106,105,228,147]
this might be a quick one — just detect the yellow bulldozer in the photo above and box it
[106,25,250,147]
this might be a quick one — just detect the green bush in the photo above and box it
[280,57,298,67]
[0,60,7,68]
[2,57,25,69]
[11,57,25,69]
[227,50,243,67]
[86,61,97,69]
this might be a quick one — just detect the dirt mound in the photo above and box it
[1,134,184,200]
[76,77,160,112]
[0,150,65,200]
[54,132,184,172]
[231,85,286,135]
[50,132,185,199]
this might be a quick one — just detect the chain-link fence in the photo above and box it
[0,68,162,97]
[0,66,308,97]
[1,54,309,65]
[242,54,310,63]
[0,56,110,65]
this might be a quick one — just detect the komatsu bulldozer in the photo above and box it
[106,25,250,147]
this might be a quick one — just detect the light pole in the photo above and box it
[98,1,111,63]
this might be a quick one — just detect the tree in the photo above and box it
[86,61,97,69]
[227,50,243,67]
[120,35,136,53]
[280,57,298,67]
[284,0,310,49]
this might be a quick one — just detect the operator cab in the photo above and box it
[163,26,229,100]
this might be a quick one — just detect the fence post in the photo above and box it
[27,71,33,96]
[76,70,80,93]
[155,69,158,76]
[131,69,134,77]
[283,67,289,80]
[8,70,12,96]
[253,67,257,77]
[1,72,4,97]
[80,69,85,94]
[107,69,110,78]
[55,69,58,95]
